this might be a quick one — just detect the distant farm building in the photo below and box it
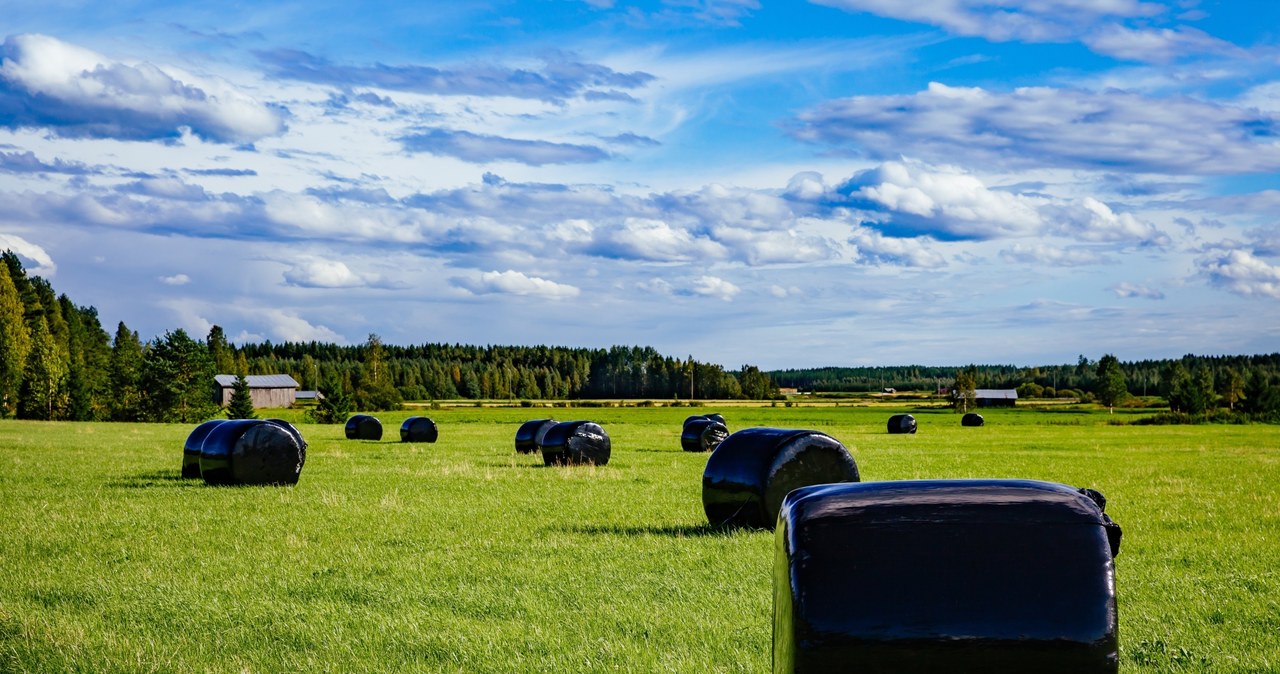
[214,374,300,409]
[974,389,1018,407]
[294,390,326,404]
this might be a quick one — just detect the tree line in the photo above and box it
[0,251,780,422]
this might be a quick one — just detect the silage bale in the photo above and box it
[182,419,227,479]
[515,418,558,454]
[198,418,307,486]
[400,416,439,443]
[774,479,1122,673]
[887,414,917,434]
[344,414,383,440]
[704,413,726,424]
[702,427,859,529]
[962,413,985,427]
[540,420,611,466]
[681,417,730,453]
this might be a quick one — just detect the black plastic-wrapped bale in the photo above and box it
[962,412,985,427]
[515,418,558,454]
[702,427,859,529]
[681,417,729,453]
[198,418,308,486]
[400,416,439,443]
[704,413,726,425]
[774,479,1123,674]
[183,419,227,478]
[344,414,383,440]
[887,413,917,434]
[540,420,611,466]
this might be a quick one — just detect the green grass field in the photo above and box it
[1,404,1277,673]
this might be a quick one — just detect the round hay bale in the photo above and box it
[541,420,611,466]
[400,416,439,443]
[683,414,710,427]
[514,418,558,454]
[681,417,729,453]
[773,480,1121,672]
[887,414,917,434]
[961,413,985,427]
[183,419,227,479]
[702,427,859,529]
[199,419,307,486]
[344,414,383,440]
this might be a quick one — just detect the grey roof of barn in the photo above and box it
[974,389,1019,399]
[214,374,300,389]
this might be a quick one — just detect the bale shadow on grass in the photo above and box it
[107,470,201,489]
[557,523,746,538]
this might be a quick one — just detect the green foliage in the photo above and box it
[138,329,218,423]
[306,377,353,424]
[736,364,778,400]
[108,322,144,422]
[1095,354,1128,412]
[0,260,30,418]
[1,409,1278,672]
[17,316,67,420]
[225,373,257,420]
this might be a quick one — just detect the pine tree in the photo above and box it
[226,373,256,419]
[109,322,145,421]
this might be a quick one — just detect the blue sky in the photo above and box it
[1,0,1278,369]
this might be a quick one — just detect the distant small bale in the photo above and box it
[962,413,985,427]
[198,418,307,486]
[681,417,730,453]
[183,419,227,479]
[515,418,558,454]
[887,414,917,434]
[400,416,439,443]
[702,427,860,529]
[541,421,611,466]
[344,414,383,441]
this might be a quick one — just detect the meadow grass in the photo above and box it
[1,404,1277,672]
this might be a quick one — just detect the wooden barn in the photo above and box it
[214,374,300,409]
[974,389,1018,407]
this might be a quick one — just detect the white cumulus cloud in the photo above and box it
[1199,248,1280,299]
[0,232,56,275]
[282,258,380,289]
[0,33,286,143]
[454,269,581,299]
[690,275,740,301]
[159,273,191,286]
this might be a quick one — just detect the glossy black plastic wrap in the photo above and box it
[704,413,726,424]
[774,479,1122,673]
[681,418,730,453]
[702,428,859,529]
[198,419,307,486]
[887,414,917,434]
[515,418,558,454]
[344,414,382,440]
[182,419,227,478]
[540,420,611,466]
[400,416,439,443]
[962,412,985,427]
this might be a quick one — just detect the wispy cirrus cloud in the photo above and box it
[810,0,1236,62]
[0,150,96,175]
[1111,281,1165,299]
[400,128,610,166]
[255,48,654,103]
[0,34,286,143]
[793,82,1280,175]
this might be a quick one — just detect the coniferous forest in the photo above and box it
[1,250,1277,423]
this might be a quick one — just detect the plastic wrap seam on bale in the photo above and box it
[540,420,611,466]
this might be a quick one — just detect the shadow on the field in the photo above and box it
[107,470,201,489]
[557,523,741,538]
